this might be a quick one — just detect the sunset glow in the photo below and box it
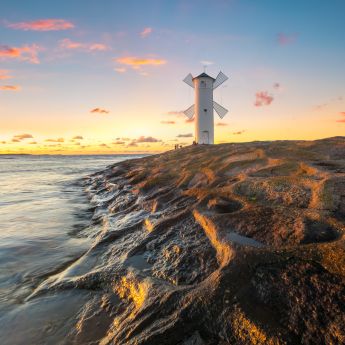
[1,0,344,154]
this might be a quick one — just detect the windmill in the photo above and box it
[183,71,229,144]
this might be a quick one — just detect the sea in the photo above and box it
[0,154,145,343]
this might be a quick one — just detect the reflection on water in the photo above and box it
[0,154,142,339]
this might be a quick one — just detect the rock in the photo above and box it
[27,138,345,344]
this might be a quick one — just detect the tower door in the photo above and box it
[202,130,209,144]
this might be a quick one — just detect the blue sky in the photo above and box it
[1,0,344,153]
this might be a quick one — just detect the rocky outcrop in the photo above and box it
[32,137,345,344]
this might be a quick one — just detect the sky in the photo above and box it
[0,0,344,154]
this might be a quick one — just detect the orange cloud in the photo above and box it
[161,120,175,124]
[233,130,246,135]
[140,27,153,38]
[59,39,83,50]
[90,108,109,114]
[185,118,194,123]
[0,44,40,64]
[29,141,37,144]
[0,70,12,80]
[177,133,193,138]
[12,138,20,142]
[254,91,274,107]
[13,133,33,140]
[136,136,161,143]
[167,110,185,119]
[8,19,74,31]
[72,135,83,140]
[115,56,167,69]
[45,138,64,142]
[99,143,110,148]
[59,39,109,51]
[216,122,228,126]
[1,141,6,144]
[113,141,125,145]
[0,85,21,91]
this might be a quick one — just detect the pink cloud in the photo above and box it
[140,27,153,38]
[59,39,83,50]
[89,43,108,51]
[277,33,297,46]
[254,91,274,107]
[0,44,40,64]
[114,67,126,73]
[59,39,109,52]
[7,19,74,31]
[336,112,345,123]
[0,85,21,91]
[0,70,12,80]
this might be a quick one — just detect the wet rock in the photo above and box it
[207,197,243,213]
[20,137,345,344]
[250,260,345,344]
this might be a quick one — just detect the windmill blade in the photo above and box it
[183,73,194,88]
[213,71,228,89]
[183,104,195,119]
[213,101,228,119]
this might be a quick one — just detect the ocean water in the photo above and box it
[0,154,144,320]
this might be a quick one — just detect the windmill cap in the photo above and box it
[192,72,216,81]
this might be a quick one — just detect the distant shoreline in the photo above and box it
[0,153,152,156]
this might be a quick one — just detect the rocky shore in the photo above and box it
[26,137,345,344]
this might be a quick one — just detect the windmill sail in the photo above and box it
[183,104,195,119]
[213,71,228,89]
[183,73,194,88]
[213,101,228,119]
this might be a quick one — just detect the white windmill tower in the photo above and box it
[183,71,229,144]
